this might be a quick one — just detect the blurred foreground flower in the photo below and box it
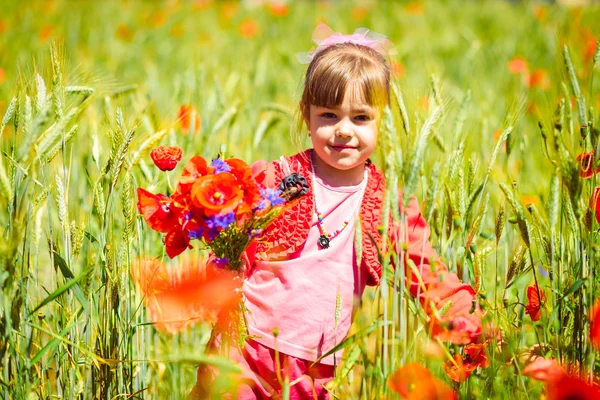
[387,363,457,400]
[525,284,545,321]
[150,146,183,171]
[590,297,600,349]
[178,105,201,135]
[131,256,241,333]
[546,375,600,399]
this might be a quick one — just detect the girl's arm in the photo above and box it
[395,195,482,345]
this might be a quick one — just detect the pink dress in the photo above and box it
[236,173,369,398]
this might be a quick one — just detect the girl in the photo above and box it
[190,24,481,399]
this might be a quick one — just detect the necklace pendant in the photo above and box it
[317,235,330,249]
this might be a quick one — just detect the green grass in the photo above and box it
[1,0,600,398]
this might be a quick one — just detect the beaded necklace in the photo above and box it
[310,158,369,249]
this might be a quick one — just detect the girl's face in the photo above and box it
[307,90,380,185]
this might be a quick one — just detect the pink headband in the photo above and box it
[296,23,397,64]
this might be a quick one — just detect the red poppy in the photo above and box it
[577,151,599,179]
[165,229,193,259]
[131,256,241,333]
[525,284,545,321]
[350,6,368,21]
[269,2,289,17]
[464,343,490,369]
[523,357,565,382]
[427,289,482,345]
[508,57,529,74]
[391,60,406,79]
[191,173,243,216]
[178,105,201,135]
[443,354,471,382]
[150,146,183,171]
[527,69,550,90]
[239,19,258,38]
[137,188,181,233]
[590,187,600,224]
[227,158,262,214]
[177,156,214,195]
[115,24,133,42]
[546,374,600,400]
[388,363,457,400]
[590,297,600,349]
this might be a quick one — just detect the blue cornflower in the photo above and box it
[257,188,285,210]
[206,212,235,230]
[214,257,229,268]
[205,212,236,240]
[187,227,204,240]
[211,158,231,174]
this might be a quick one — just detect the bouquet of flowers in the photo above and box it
[137,146,301,269]
[135,146,303,337]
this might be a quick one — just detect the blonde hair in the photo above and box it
[293,43,391,147]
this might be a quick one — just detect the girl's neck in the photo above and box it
[310,150,366,187]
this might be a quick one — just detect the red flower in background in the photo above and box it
[268,2,289,17]
[525,284,545,321]
[577,151,599,179]
[178,105,201,135]
[508,57,529,74]
[131,256,241,333]
[239,19,258,38]
[443,345,489,383]
[464,343,490,369]
[546,374,600,400]
[522,357,565,382]
[443,354,471,382]
[527,69,550,90]
[150,146,183,171]
[191,173,243,216]
[590,297,600,349]
[388,363,457,400]
[136,188,180,233]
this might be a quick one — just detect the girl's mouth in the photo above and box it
[330,145,357,152]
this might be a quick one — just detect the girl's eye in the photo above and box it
[355,115,371,121]
[321,113,337,118]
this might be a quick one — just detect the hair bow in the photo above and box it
[296,23,397,64]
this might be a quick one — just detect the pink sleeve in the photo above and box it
[396,195,482,345]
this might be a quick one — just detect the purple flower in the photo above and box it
[206,212,236,240]
[214,257,229,268]
[256,188,285,210]
[211,158,231,174]
[187,226,204,240]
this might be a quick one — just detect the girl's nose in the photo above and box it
[335,118,353,137]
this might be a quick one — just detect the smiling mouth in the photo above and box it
[330,145,357,151]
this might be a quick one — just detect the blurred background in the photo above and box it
[1,0,600,398]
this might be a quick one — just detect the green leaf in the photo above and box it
[28,264,93,317]
[560,279,586,301]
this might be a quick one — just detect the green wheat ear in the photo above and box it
[563,45,587,130]
[403,106,442,209]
